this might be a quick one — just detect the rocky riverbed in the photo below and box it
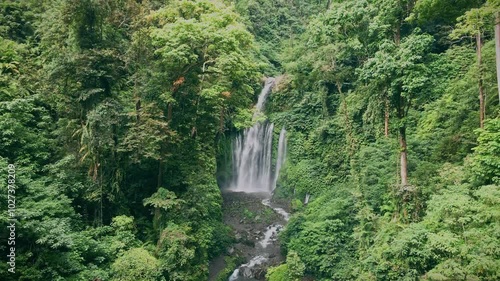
[208,191,290,281]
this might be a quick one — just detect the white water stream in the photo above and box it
[228,200,289,281]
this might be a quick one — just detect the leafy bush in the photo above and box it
[290,198,303,212]
[111,248,161,281]
[286,251,305,280]
[266,264,289,281]
[471,119,500,185]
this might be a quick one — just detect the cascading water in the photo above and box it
[272,127,287,192]
[230,122,275,192]
[229,77,287,193]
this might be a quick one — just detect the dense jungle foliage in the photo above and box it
[0,0,499,280]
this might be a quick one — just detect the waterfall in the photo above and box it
[272,127,287,192]
[230,122,274,192]
[304,193,310,205]
[229,77,286,193]
[254,78,274,113]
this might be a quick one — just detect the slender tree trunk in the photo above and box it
[153,207,161,231]
[477,31,485,128]
[219,106,224,133]
[495,12,500,104]
[399,126,408,186]
[394,21,401,46]
[135,98,141,121]
[157,158,163,188]
[135,42,142,122]
[338,83,355,155]
[384,94,389,137]
[100,169,103,226]
[167,103,172,120]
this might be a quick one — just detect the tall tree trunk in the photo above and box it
[135,98,141,121]
[157,158,163,188]
[399,126,408,186]
[338,83,355,155]
[134,41,142,122]
[495,12,500,104]
[219,106,224,133]
[100,169,103,226]
[477,31,485,128]
[384,94,389,137]
[394,21,401,46]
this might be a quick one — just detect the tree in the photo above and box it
[111,248,161,281]
[496,11,500,102]
[282,0,377,153]
[286,251,306,281]
[471,118,500,185]
[360,31,434,187]
[410,0,483,47]
[490,0,500,103]
[452,3,495,128]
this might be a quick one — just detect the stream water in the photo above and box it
[228,199,289,281]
